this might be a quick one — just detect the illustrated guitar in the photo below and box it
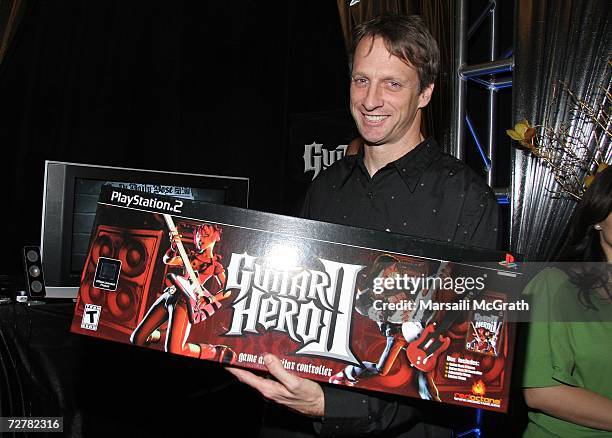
[406,281,478,372]
[406,321,451,372]
[162,214,227,324]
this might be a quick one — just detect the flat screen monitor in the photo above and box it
[40,161,249,294]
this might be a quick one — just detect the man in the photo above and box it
[228,14,498,437]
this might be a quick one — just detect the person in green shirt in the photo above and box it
[522,165,612,437]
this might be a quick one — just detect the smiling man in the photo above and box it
[349,32,433,175]
[228,14,499,437]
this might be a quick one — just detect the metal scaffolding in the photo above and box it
[451,0,513,205]
[451,2,513,435]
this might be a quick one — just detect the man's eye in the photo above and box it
[353,77,368,86]
[387,81,401,89]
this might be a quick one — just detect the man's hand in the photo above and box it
[226,353,325,417]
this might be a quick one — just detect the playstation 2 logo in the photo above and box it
[498,253,517,269]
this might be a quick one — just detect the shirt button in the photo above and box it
[402,168,407,172]
[367,192,374,199]
[391,195,395,200]
[432,209,437,213]
[385,228,391,232]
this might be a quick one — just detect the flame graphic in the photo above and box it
[471,380,486,396]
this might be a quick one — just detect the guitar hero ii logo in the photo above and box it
[225,252,364,365]
[303,142,348,180]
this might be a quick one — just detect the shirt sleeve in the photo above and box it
[314,385,423,437]
[521,269,579,388]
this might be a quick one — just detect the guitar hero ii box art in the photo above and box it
[70,186,525,413]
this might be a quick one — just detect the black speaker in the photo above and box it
[22,246,46,299]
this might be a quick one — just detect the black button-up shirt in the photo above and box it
[301,137,499,250]
[301,137,500,437]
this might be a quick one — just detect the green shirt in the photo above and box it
[522,268,612,437]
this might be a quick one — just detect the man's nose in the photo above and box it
[363,83,383,111]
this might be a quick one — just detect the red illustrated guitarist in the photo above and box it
[329,256,451,400]
[130,217,235,364]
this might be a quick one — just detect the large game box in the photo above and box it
[70,186,524,412]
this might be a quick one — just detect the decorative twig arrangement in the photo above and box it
[507,61,611,200]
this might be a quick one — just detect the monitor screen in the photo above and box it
[41,161,249,288]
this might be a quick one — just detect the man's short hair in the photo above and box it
[350,14,440,92]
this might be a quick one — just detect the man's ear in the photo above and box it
[418,83,434,109]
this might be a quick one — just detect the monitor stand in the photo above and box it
[46,286,79,299]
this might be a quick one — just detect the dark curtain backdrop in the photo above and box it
[511,0,611,260]
[336,0,455,150]
[1,0,349,280]
[0,0,27,67]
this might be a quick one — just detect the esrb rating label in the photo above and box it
[81,304,102,331]
[0,417,63,432]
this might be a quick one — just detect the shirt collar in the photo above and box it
[340,137,441,192]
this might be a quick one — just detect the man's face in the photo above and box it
[350,36,433,148]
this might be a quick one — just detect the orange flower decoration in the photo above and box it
[506,120,536,151]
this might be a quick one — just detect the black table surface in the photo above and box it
[0,299,264,437]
